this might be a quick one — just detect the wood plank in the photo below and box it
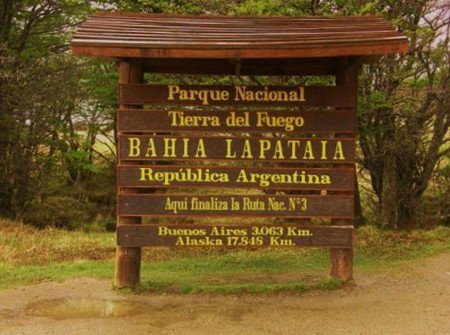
[75,32,403,43]
[74,15,402,37]
[119,84,354,107]
[117,165,355,191]
[77,27,396,36]
[117,109,357,133]
[118,135,355,163]
[329,59,358,283]
[71,43,408,59]
[117,224,354,248]
[79,22,393,34]
[74,40,404,52]
[141,58,336,75]
[117,194,354,218]
[115,59,144,290]
[71,14,408,60]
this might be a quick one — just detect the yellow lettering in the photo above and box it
[241,140,253,159]
[333,141,345,160]
[167,85,179,101]
[225,139,236,158]
[163,138,177,158]
[273,140,285,159]
[234,85,246,101]
[287,140,300,159]
[259,140,271,159]
[128,137,140,157]
[139,167,152,181]
[194,139,207,158]
[298,87,305,101]
[303,141,315,159]
[145,138,157,158]
[182,138,189,158]
[320,140,328,160]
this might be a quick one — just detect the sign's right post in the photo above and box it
[329,58,358,281]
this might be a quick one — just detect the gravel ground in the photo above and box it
[0,251,449,335]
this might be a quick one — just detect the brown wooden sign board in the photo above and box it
[117,109,356,133]
[120,84,355,107]
[70,12,409,287]
[118,165,354,191]
[117,224,354,248]
[118,194,354,218]
[118,135,355,163]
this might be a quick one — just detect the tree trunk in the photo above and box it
[380,154,398,229]
[354,173,365,227]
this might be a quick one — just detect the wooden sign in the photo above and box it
[117,109,356,133]
[117,224,354,248]
[71,12,409,287]
[118,135,355,163]
[118,194,354,218]
[118,165,354,191]
[119,84,355,107]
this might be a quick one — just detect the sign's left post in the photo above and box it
[115,59,144,288]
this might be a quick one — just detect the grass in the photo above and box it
[0,261,114,289]
[0,219,115,265]
[354,225,450,269]
[1,218,450,293]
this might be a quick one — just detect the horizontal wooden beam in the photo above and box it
[116,224,354,248]
[119,84,354,107]
[72,42,408,59]
[117,165,355,191]
[117,194,354,218]
[117,109,356,133]
[142,58,338,75]
[117,135,355,163]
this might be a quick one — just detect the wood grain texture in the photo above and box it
[117,224,354,248]
[115,59,143,289]
[118,135,356,163]
[117,165,355,191]
[117,194,354,218]
[119,84,354,107]
[329,59,357,283]
[117,109,357,133]
[71,13,408,59]
[142,58,338,75]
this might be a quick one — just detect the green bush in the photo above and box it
[22,196,93,230]
[90,214,116,232]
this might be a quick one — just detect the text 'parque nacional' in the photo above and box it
[166,85,306,105]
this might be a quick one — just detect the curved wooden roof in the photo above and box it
[71,12,408,59]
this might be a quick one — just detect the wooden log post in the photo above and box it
[329,58,358,282]
[115,59,144,289]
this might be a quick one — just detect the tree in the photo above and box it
[0,1,116,217]
[357,0,449,228]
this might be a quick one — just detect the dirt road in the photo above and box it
[0,252,449,335]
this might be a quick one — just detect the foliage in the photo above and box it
[0,1,117,221]
[21,196,93,229]
[355,1,450,228]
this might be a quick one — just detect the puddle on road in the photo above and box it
[25,298,148,319]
